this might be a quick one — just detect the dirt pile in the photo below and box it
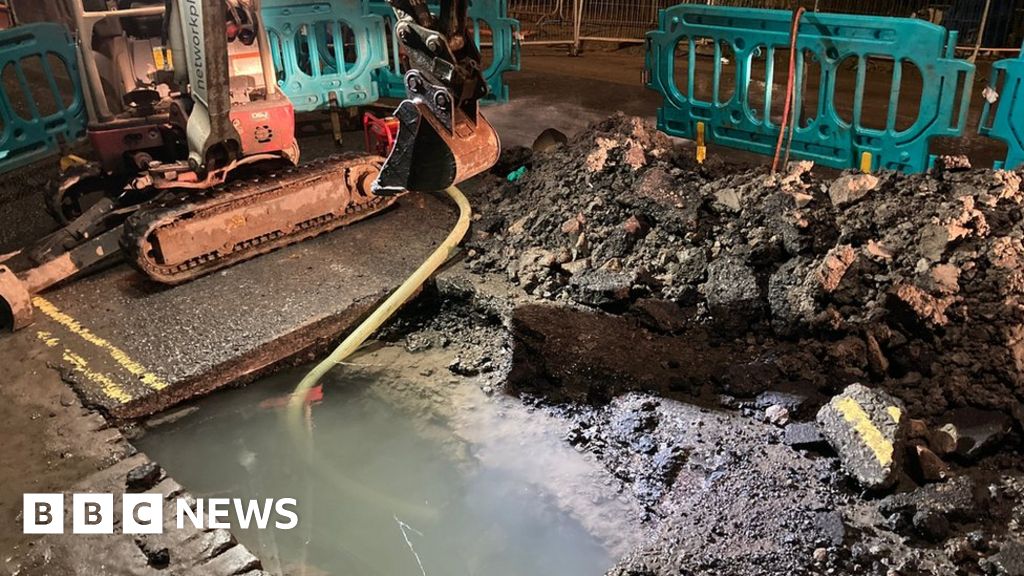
[466,114,1024,424]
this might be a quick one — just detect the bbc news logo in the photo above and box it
[23,494,298,534]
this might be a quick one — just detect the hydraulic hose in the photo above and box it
[772,6,807,174]
[285,187,469,569]
[285,185,472,433]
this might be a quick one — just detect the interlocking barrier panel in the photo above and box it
[980,45,1024,170]
[645,5,975,173]
[368,0,520,103]
[263,0,388,112]
[0,23,86,174]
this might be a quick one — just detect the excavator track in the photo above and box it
[122,154,398,285]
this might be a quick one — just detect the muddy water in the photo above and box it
[137,343,640,575]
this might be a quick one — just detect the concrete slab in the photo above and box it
[24,192,455,419]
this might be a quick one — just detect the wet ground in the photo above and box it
[136,344,641,576]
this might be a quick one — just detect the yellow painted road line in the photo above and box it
[36,330,59,348]
[62,351,134,404]
[835,396,894,467]
[32,296,168,391]
[886,406,903,424]
[35,331,133,404]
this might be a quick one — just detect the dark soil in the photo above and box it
[388,114,1024,575]
[468,114,1023,424]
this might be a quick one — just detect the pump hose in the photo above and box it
[285,185,471,433]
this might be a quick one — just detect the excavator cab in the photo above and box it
[374,0,500,194]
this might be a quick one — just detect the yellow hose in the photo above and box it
[285,185,471,434]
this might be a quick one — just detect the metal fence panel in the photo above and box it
[577,0,669,42]
[0,22,86,174]
[509,0,578,45]
[645,5,975,173]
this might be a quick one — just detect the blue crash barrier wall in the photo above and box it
[645,5,975,173]
[262,0,388,112]
[980,44,1024,171]
[0,23,86,174]
[367,0,520,103]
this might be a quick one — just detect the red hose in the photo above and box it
[771,6,807,173]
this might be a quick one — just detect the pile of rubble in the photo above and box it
[468,113,1023,423]
[454,114,1024,575]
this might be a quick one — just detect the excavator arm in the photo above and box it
[373,0,500,194]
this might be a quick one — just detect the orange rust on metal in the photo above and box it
[22,253,80,293]
[0,265,33,330]
[152,175,350,267]
[125,154,398,285]
[423,102,500,186]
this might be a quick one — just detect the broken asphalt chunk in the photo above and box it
[816,383,908,490]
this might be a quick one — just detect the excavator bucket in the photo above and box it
[0,266,33,331]
[373,99,500,194]
[373,0,502,194]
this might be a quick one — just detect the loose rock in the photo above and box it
[816,384,908,490]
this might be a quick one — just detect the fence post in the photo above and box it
[971,0,993,62]
[571,0,582,55]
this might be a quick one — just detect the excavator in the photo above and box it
[0,0,499,331]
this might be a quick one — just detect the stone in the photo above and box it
[136,537,170,569]
[878,476,984,540]
[755,391,808,416]
[829,173,879,207]
[865,333,890,376]
[908,418,929,440]
[199,543,261,575]
[812,547,828,563]
[764,404,790,427]
[179,528,236,561]
[789,191,814,208]
[714,188,742,212]
[866,240,894,261]
[561,259,590,276]
[623,215,650,237]
[985,539,1024,576]
[893,283,954,325]
[570,269,633,307]
[947,407,1013,461]
[935,154,972,172]
[126,461,162,492]
[930,263,960,294]
[561,213,585,235]
[907,445,950,483]
[929,424,958,456]
[816,384,908,490]
[783,422,827,449]
[913,508,950,542]
[701,257,760,309]
[818,245,857,292]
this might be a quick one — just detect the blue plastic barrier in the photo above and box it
[979,44,1024,170]
[262,0,388,112]
[0,23,86,174]
[367,0,520,103]
[645,5,975,173]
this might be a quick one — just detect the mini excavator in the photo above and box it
[0,0,499,331]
